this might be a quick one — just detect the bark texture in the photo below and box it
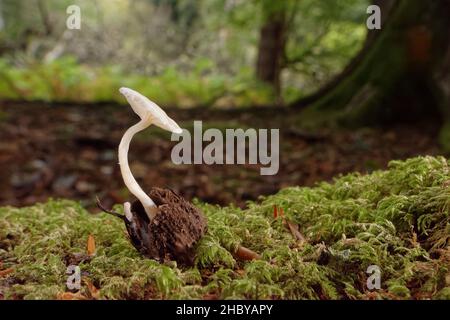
[291,0,450,129]
[256,9,286,96]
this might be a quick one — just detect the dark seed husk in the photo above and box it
[124,187,207,266]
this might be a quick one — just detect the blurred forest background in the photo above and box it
[0,0,448,210]
[0,0,369,106]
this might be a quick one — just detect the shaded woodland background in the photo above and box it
[0,0,449,210]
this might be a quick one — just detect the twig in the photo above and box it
[285,220,306,244]
[275,206,307,244]
[95,196,125,221]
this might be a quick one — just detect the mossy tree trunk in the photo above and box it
[291,0,450,138]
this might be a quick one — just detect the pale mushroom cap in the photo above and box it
[119,87,182,134]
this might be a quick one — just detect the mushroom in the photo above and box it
[118,87,182,221]
[97,88,207,265]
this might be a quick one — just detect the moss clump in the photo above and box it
[1,156,449,300]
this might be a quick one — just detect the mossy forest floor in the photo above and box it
[0,156,449,300]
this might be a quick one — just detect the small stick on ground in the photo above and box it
[95,196,126,221]
[285,220,306,244]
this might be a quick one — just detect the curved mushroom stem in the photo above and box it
[118,118,158,220]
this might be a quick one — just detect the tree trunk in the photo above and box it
[291,0,450,133]
[256,9,286,98]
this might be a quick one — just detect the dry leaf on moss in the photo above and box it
[84,278,100,299]
[87,234,96,256]
[0,268,13,277]
[57,292,88,300]
[234,245,260,261]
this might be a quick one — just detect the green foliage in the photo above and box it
[1,156,449,299]
[282,0,368,100]
[0,57,275,107]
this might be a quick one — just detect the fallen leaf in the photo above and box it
[273,205,278,218]
[234,245,260,261]
[57,292,88,300]
[0,268,13,277]
[84,278,100,299]
[87,234,96,256]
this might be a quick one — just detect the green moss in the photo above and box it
[439,122,450,154]
[1,156,449,300]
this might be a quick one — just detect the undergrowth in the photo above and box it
[0,57,275,108]
[0,156,449,299]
